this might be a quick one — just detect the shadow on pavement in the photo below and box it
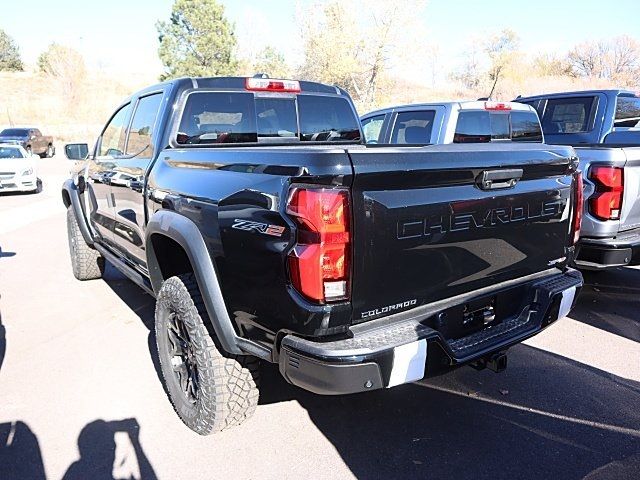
[258,344,640,480]
[0,418,156,480]
[62,418,157,480]
[0,421,46,480]
[99,261,640,479]
[100,263,165,391]
[571,267,640,342]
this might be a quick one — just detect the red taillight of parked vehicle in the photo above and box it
[286,187,350,302]
[572,172,583,245]
[588,166,624,221]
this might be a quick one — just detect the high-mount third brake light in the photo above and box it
[245,77,301,93]
[484,102,512,111]
[588,166,624,221]
[286,187,350,303]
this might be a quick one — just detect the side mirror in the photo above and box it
[64,143,89,160]
[31,153,40,159]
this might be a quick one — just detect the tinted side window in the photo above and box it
[390,111,435,144]
[541,97,595,134]
[99,104,132,156]
[298,95,361,142]
[511,111,543,142]
[361,114,385,143]
[615,96,640,128]
[454,111,491,143]
[126,93,163,158]
[177,92,257,144]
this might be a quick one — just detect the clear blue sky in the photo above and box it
[1,0,638,79]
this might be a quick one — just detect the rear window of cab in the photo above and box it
[454,110,543,143]
[176,91,361,145]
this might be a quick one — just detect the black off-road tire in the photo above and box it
[66,206,104,280]
[155,273,260,435]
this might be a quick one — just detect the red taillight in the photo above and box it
[588,166,624,221]
[245,77,301,92]
[484,102,512,111]
[572,172,583,244]
[286,188,350,302]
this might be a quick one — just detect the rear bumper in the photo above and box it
[279,269,583,395]
[575,231,640,269]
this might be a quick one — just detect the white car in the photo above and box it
[0,144,40,193]
[109,171,138,186]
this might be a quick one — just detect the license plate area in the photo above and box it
[422,283,528,341]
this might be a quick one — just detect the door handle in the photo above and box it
[476,168,523,190]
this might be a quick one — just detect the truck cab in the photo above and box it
[360,101,543,145]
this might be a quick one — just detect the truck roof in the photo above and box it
[125,76,349,103]
[362,100,535,119]
[516,89,637,101]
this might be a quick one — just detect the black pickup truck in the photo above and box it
[63,76,583,435]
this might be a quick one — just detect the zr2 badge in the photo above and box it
[232,219,285,237]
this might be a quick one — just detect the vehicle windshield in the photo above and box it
[0,146,25,158]
[176,92,361,145]
[0,128,29,137]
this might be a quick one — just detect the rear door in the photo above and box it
[111,92,164,267]
[530,94,605,145]
[361,114,387,144]
[388,107,447,144]
[347,143,576,321]
[31,129,44,154]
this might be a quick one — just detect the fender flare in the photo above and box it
[145,210,270,359]
[62,179,94,246]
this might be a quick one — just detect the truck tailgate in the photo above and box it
[347,143,577,322]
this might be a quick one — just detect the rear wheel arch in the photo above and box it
[148,233,194,287]
[144,210,245,356]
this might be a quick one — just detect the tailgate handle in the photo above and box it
[477,168,523,190]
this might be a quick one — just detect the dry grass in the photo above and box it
[0,71,151,145]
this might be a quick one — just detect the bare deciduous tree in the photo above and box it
[297,0,427,110]
[37,43,87,104]
[567,35,640,84]
[485,29,519,99]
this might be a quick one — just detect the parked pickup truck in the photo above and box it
[62,76,583,435]
[360,101,543,145]
[515,90,640,269]
[0,127,55,158]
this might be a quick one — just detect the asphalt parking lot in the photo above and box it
[1,157,639,480]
